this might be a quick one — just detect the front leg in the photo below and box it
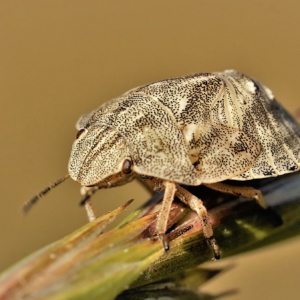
[80,186,99,222]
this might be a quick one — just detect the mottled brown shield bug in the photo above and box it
[24,70,300,259]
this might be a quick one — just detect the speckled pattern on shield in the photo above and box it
[25,70,300,260]
[70,70,300,187]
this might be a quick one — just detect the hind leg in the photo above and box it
[203,182,268,209]
[175,185,220,260]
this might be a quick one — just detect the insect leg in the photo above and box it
[203,182,268,209]
[175,185,220,260]
[83,200,97,222]
[79,186,99,222]
[156,181,177,251]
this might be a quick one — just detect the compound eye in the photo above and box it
[122,159,132,174]
[76,129,86,139]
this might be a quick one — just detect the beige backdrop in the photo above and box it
[1,1,300,299]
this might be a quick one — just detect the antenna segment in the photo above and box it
[22,175,70,213]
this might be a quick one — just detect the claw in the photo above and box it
[159,233,169,251]
[207,236,220,260]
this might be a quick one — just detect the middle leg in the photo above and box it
[175,185,220,260]
[156,180,177,251]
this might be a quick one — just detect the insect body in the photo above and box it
[25,70,300,259]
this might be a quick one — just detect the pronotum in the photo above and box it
[24,70,300,259]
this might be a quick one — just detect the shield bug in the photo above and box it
[24,70,300,259]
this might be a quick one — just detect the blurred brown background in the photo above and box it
[1,0,300,299]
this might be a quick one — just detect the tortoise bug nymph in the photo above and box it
[24,70,300,260]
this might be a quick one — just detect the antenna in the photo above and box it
[22,175,70,213]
